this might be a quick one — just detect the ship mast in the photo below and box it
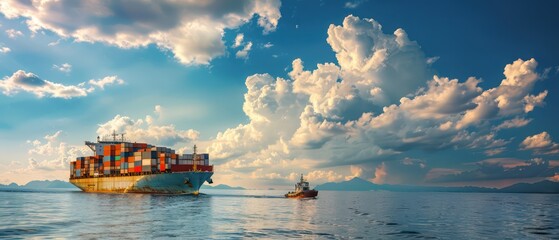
[112,130,117,141]
[193,144,198,171]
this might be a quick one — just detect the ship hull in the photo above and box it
[285,190,318,199]
[70,171,213,194]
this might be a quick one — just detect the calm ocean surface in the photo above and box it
[1,189,558,239]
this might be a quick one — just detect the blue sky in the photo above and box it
[0,0,558,188]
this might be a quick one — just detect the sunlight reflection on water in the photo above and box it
[0,189,558,239]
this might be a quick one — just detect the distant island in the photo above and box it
[315,177,559,194]
[0,180,76,189]
[201,184,246,190]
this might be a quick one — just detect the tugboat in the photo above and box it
[285,174,318,198]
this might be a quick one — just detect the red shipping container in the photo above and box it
[171,164,194,172]
[134,166,141,172]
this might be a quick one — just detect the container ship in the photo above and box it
[69,133,213,194]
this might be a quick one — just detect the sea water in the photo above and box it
[1,189,558,239]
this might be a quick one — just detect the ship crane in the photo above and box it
[84,131,127,153]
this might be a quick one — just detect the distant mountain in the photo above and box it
[315,177,495,192]
[500,180,559,193]
[315,177,559,193]
[0,183,19,188]
[315,177,379,191]
[23,180,76,189]
[0,180,76,189]
[201,184,245,190]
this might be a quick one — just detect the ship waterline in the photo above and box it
[70,171,213,194]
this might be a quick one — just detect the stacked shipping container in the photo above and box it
[70,142,213,178]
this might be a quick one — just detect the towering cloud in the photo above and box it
[208,15,551,185]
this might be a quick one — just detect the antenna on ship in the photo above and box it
[111,130,118,141]
[121,133,125,142]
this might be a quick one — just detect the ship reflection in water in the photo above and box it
[1,189,559,238]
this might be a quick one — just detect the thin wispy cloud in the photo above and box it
[5,29,23,38]
[52,63,72,73]
[0,46,10,53]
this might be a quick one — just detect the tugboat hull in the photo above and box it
[285,189,318,198]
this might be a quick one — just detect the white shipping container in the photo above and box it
[142,159,151,166]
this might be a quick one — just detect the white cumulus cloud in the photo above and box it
[520,132,559,155]
[233,33,244,48]
[0,70,88,99]
[0,0,281,65]
[0,70,124,99]
[0,46,10,53]
[88,76,124,90]
[206,15,551,186]
[25,131,90,170]
[5,28,22,38]
[53,63,72,73]
[96,106,199,148]
[235,41,253,59]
